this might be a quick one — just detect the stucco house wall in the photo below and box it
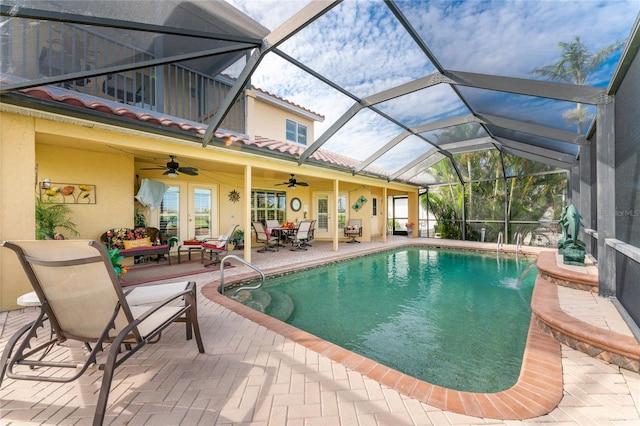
[1,112,37,311]
[0,105,416,311]
[246,89,319,145]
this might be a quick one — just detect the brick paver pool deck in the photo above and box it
[1,237,639,425]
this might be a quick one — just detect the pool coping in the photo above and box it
[201,243,564,420]
[533,251,640,372]
[536,250,598,291]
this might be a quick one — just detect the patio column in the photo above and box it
[569,164,580,205]
[461,183,466,240]
[408,190,418,238]
[333,179,339,251]
[382,187,387,242]
[596,100,616,297]
[243,165,252,263]
[578,141,593,241]
[504,179,509,239]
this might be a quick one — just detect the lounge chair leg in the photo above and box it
[185,285,205,353]
[95,344,120,425]
[0,321,35,388]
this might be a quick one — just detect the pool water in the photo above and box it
[230,247,537,393]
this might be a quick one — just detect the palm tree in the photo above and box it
[435,123,485,219]
[530,36,623,133]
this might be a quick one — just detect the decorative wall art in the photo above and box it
[352,195,367,211]
[40,183,96,204]
[228,189,240,203]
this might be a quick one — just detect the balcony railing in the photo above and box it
[2,19,245,133]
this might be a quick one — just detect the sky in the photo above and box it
[222,0,639,172]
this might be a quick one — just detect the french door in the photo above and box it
[154,182,218,245]
[313,192,346,239]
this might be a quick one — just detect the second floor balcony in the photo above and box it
[1,15,250,134]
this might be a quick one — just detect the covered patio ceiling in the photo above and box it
[2,0,638,188]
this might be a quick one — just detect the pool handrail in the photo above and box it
[219,254,265,297]
[515,232,522,256]
[497,231,503,253]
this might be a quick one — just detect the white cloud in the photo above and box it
[223,0,310,30]
[224,0,638,171]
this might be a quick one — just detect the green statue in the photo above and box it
[557,204,585,266]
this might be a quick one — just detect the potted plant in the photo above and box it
[230,229,244,249]
[35,198,79,240]
[406,221,415,237]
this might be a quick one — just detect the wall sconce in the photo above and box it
[41,179,51,189]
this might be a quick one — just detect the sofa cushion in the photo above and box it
[120,244,170,255]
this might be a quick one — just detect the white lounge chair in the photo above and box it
[0,239,204,425]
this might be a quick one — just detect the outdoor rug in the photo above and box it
[120,257,232,287]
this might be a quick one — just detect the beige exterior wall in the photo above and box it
[0,106,417,311]
[246,90,317,144]
[0,113,37,310]
[37,144,134,239]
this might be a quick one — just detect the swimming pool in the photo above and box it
[227,247,536,393]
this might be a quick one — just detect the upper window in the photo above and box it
[286,119,308,145]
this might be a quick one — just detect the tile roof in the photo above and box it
[5,83,390,178]
[251,86,325,121]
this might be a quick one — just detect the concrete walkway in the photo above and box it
[1,237,639,425]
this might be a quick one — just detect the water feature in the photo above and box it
[227,247,536,393]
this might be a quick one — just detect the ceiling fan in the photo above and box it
[141,155,198,177]
[275,174,309,188]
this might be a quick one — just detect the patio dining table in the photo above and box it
[270,226,298,247]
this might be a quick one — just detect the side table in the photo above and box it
[177,242,203,263]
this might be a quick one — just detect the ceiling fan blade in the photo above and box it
[140,166,165,170]
[297,182,309,186]
[178,167,198,176]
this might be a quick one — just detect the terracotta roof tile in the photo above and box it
[5,82,394,180]
[217,73,324,120]
[251,86,325,121]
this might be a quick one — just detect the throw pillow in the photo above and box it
[123,237,152,249]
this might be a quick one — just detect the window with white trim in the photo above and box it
[251,190,287,223]
[286,119,308,145]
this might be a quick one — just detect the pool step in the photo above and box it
[264,289,294,322]
[235,288,294,322]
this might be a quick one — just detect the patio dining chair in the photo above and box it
[305,219,317,247]
[252,221,278,252]
[0,239,205,425]
[288,220,313,251]
[265,219,284,246]
[201,223,238,267]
